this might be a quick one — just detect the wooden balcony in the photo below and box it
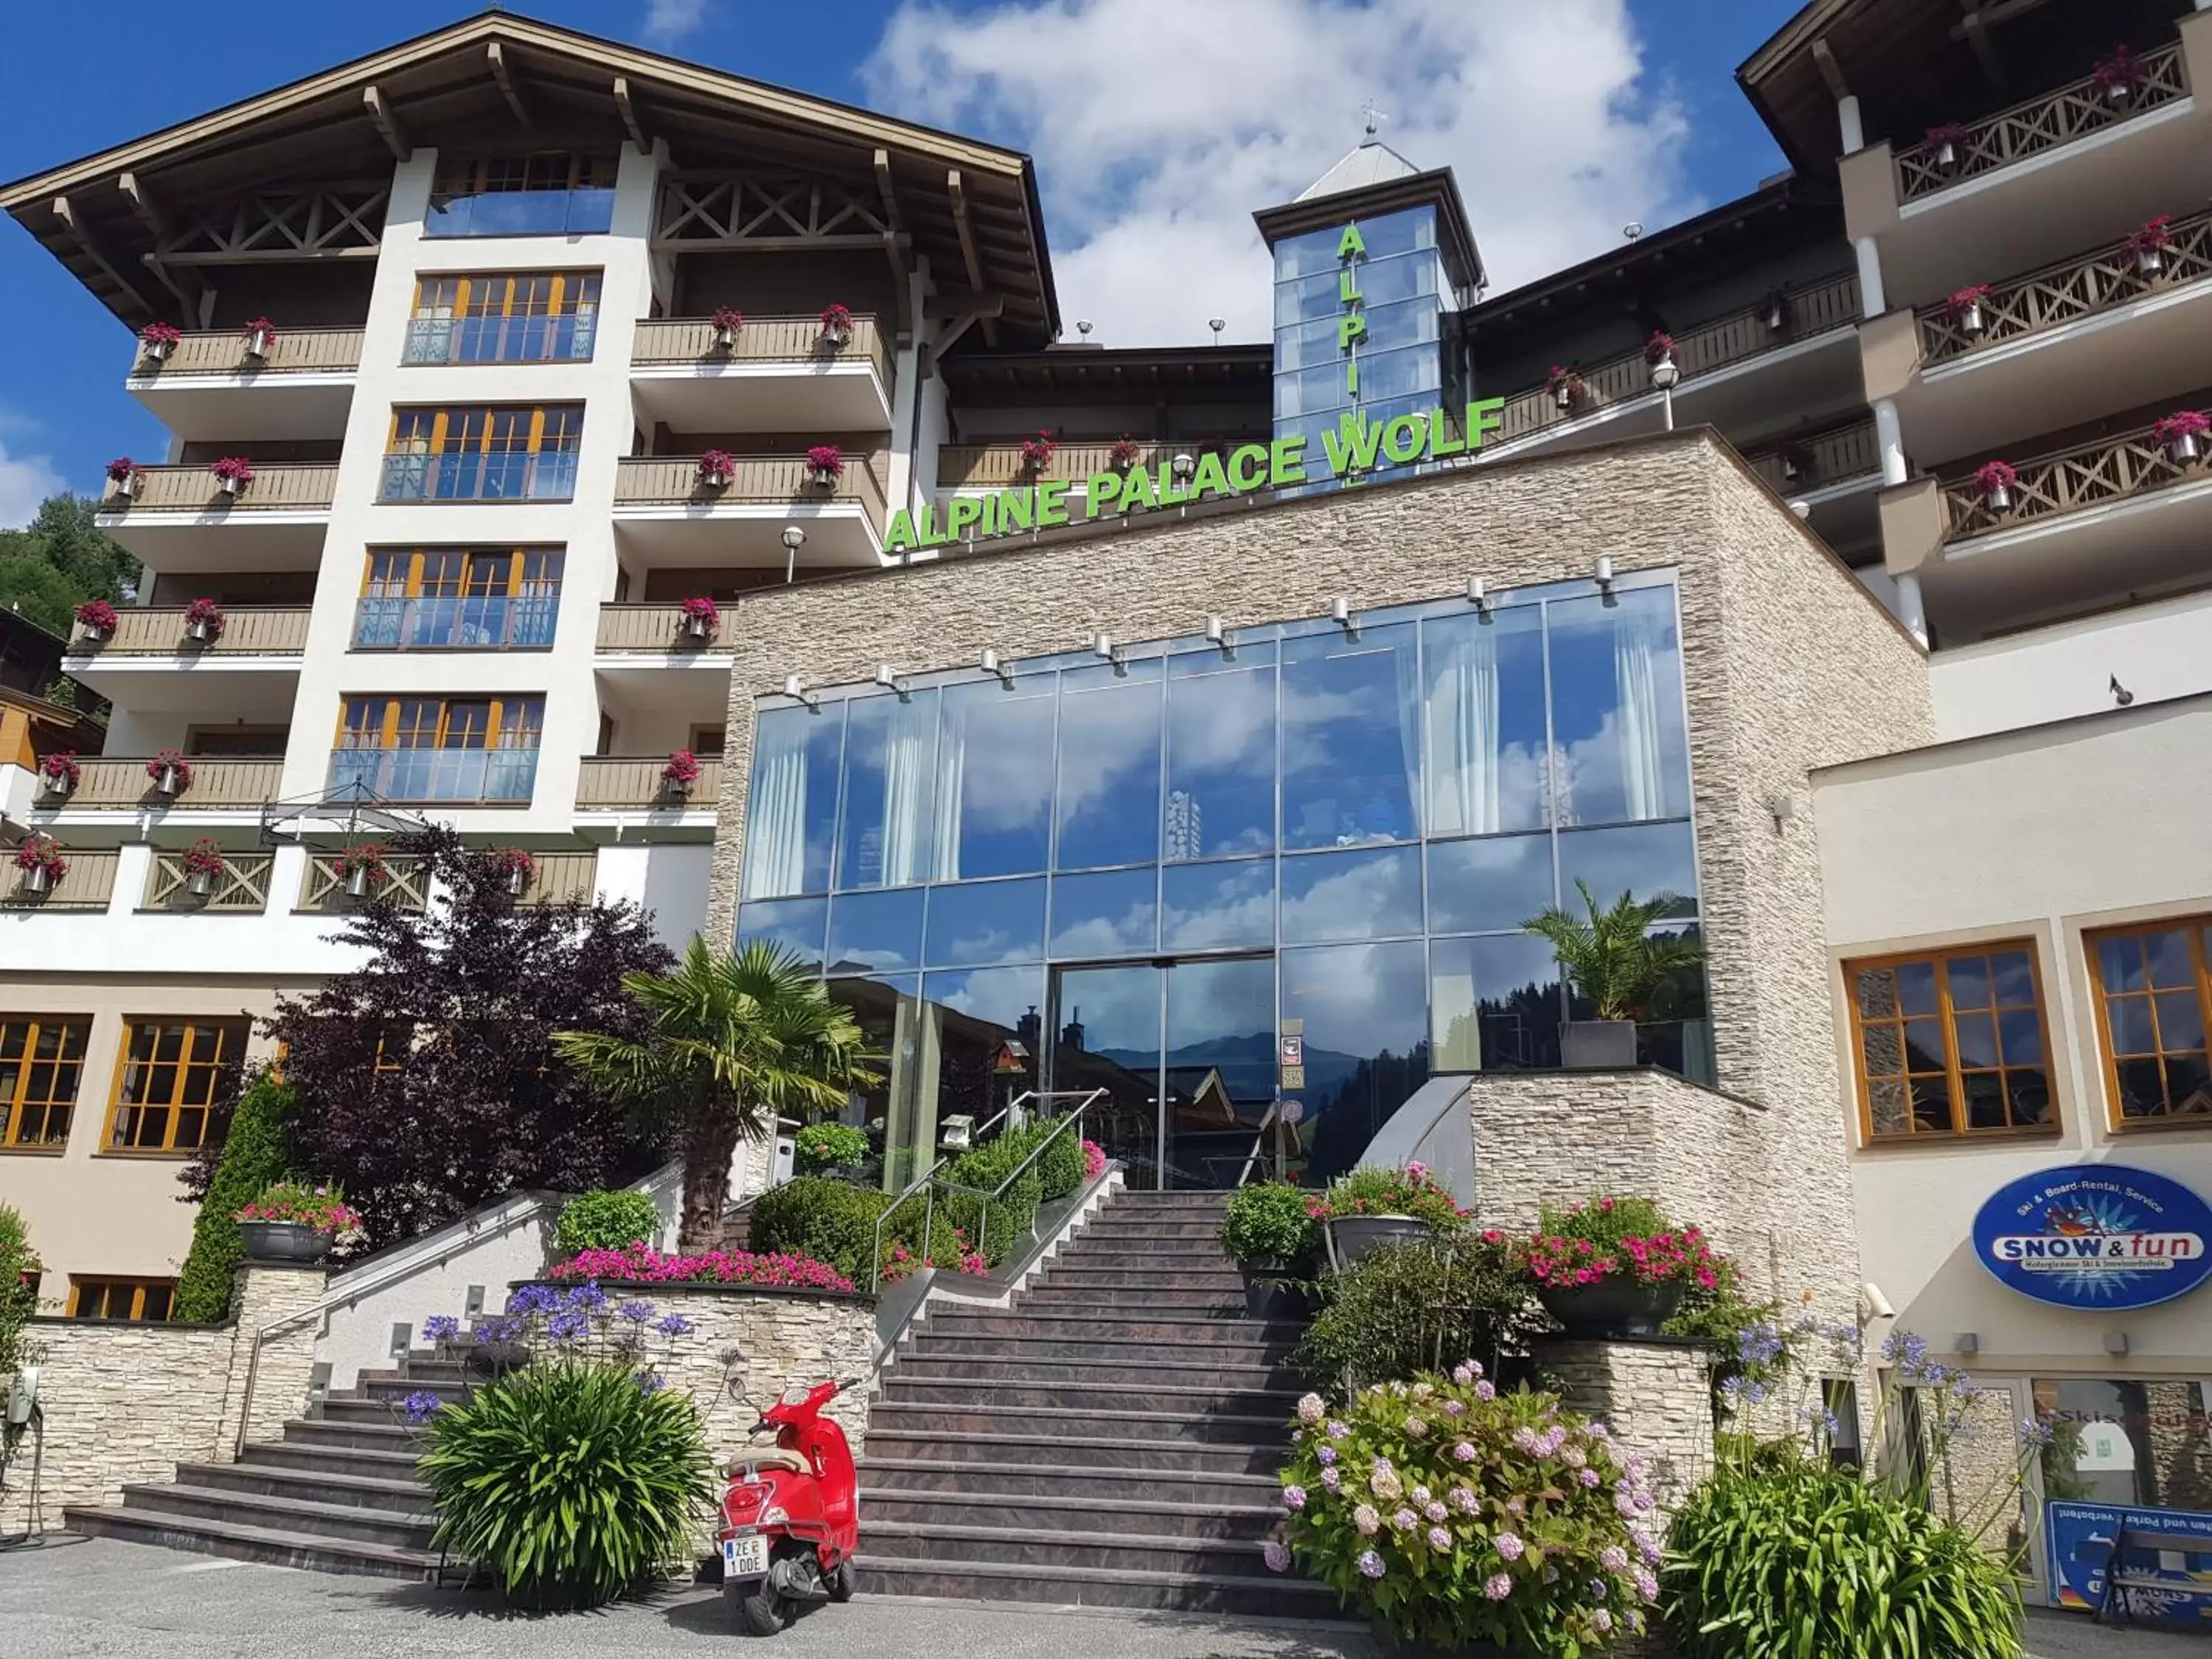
[131,327,365,378]
[1,849,119,910]
[102,462,338,515]
[520,850,600,906]
[38,757,285,812]
[1894,42,2188,204]
[68,606,312,657]
[632,313,894,395]
[139,851,276,913]
[938,438,1244,490]
[1745,422,1879,494]
[299,853,429,913]
[596,603,731,653]
[1940,419,2208,542]
[614,454,885,523]
[575,755,723,811]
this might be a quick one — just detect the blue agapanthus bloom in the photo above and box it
[403,1390,445,1425]
[563,1281,609,1312]
[616,1299,656,1324]
[546,1310,591,1345]
[506,1284,560,1317]
[473,1315,522,1346]
[421,1314,461,1343]
[654,1312,692,1338]
[636,1371,667,1394]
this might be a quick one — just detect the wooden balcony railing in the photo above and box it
[69,606,312,656]
[1895,41,2188,203]
[1745,421,1880,494]
[937,438,1247,490]
[2,849,119,910]
[49,757,285,810]
[597,603,731,653]
[520,850,600,906]
[1495,271,1861,445]
[1918,206,2212,364]
[613,454,887,529]
[139,851,276,912]
[1941,419,2210,540]
[103,462,338,514]
[632,313,894,397]
[576,755,724,810]
[299,853,430,913]
[132,327,366,378]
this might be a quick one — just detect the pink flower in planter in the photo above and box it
[1974,459,2019,497]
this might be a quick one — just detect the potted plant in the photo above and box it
[1975,458,2019,511]
[234,1181,362,1265]
[138,321,182,364]
[240,316,277,359]
[678,594,720,641]
[697,448,737,490]
[1778,442,1814,484]
[1220,1183,1319,1318]
[37,751,80,799]
[1018,429,1057,473]
[2126,215,2173,278]
[1644,330,1676,370]
[494,846,535,898]
[210,456,254,497]
[181,838,226,897]
[1309,1161,1467,1271]
[804,443,844,488]
[1761,287,1792,333]
[74,598,119,641]
[147,748,193,797]
[2153,409,2211,466]
[1522,880,1705,1069]
[104,458,142,501]
[1924,122,1969,173]
[661,748,702,800]
[333,842,389,899]
[711,305,745,349]
[1545,364,1585,412]
[1108,433,1143,471]
[2093,44,2145,107]
[14,835,67,897]
[183,597,226,643]
[1947,283,1992,338]
[1514,1193,1722,1339]
[818,302,854,347]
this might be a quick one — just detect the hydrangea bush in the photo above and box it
[1273,1364,1656,1655]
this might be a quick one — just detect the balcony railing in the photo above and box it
[633,313,894,394]
[2,849,119,909]
[938,438,1245,490]
[403,313,597,366]
[300,853,430,912]
[1919,206,2212,364]
[424,187,614,239]
[576,755,723,810]
[1745,421,1880,494]
[1941,418,2209,540]
[520,850,600,906]
[41,757,285,810]
[1495,271,1861,445]
[133,327,366,378]
[69,606,312,656]
[103,462,338,514]
[352,594,559,651]
[1895,41,2188,203]
[613,454,887,528]
[378,451,579,504]
[140,851,276,912]
[327,748,539,805]
[596,603,731,653]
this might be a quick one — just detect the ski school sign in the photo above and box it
[886,397,1512,557]
[1972,1164,2212,1312]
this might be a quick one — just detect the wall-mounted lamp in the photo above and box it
[1467,576,1493,619]
[2110,674,2135,707]
[780,523,807,582]
[1649,358,1680,392]
[978,649,1016,687]
[1765,791,1796,830]
[1593,554,1616,601]
[1952,1332,1980,1354]
[779,673,818,710]
[1207,317,1226,343]
[1331,597,1360,636]
[874,664,910,699]
[1789,501,1812,520]
[1171,453,1197,484]
[1091,632,1127,672]
[2104,1329,2131,1357]
[1204,616,1237,656]
[1859,1280,1894,1322]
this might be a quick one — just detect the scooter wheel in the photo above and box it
[826,1562,855,1603]
[728,1583,788,1635]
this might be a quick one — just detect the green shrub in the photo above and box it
[0,1203,38,1374]
[555,1189,662,1255]
[940,1130,1044,1264]
[1032,1116,1085,1200]
[419,1358,715,1608]
[1662,1461,2023,1659]
[748,1176,890,1282]
[1299,1237,1539,1388]
[1220,1183,1318,1267]
[175,1069,295,1323]
[793,1121,869,1175]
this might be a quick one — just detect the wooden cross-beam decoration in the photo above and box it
[873,148,915,344]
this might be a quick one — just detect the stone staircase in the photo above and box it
[65,1354,459,1577]
[855,1187,1338,1617]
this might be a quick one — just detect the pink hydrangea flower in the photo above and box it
[1427,1526,1451,1550]
[1635,1568,1660,1603]
[1496,1531,1525,1562]
[1425,1500,1447,1523]
[1601,1545,1630,1573]
[1262,1540,1290,1573]
[1579,1468,1601,1487]
[1358,1551,1386,1579]
[1296,1393,1325,1423]
[1321,1466,1341,1492]
[1354,1504,1380,1537]
[1475,1380,1496,1400]
[1448,1486,1477,1513]
[1453,1441,1476,1462]
[1282,1485,1306,1510]
[1443,1398,1466,1417]
[1405,1417,1427,1438]
[1451,1363,1474,1385]
[1593,1608,1614,1635]
[1317,1445,1337,1465]
[1484,1571,1513,1600]
[1326,1419,1349,1440]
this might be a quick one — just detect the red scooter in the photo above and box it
[717,1376,863,1635]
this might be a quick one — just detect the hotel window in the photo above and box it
[424,153,618,238]
[380,406,582,503]
[1846,945,2054,1140]
[355,549,562,650]
[68,1278,176,1322]
[2089,917,2212,1123]
[404,272,601,364]
[0,1015,90,1150]
[330,695,545,804]
[106,1018,248,1154]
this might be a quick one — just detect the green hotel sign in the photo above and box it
[886,396,1507,555]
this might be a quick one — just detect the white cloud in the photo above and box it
[0,439,64,529]
[642,0,711,45]
[863,0,1697,347]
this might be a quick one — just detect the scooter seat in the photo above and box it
[731,1447,811,1476]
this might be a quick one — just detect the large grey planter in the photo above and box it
[1562,1019,1639,1069]
[1326,1214,1430,1270]
[239,1220,331,1265]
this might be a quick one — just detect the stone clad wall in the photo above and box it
[1543,1338,1715,1520]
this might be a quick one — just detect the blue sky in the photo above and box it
[0,0,1797,522]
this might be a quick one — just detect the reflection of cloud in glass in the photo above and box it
[941,691,1054,836]
[1162,861,1275,950]
[1280,941,1430,1054]
[1055,682,1161,826]
[1280,848,1422,944]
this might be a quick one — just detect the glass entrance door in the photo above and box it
[1049,956,1276,1189]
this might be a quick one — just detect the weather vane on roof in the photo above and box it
[1360,99,1388,139]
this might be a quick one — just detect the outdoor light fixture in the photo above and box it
[1622,221,1644,241]
[1860,1281,1894,1321]
[1204,615,1237,655]
[1208,317,1226,343]
[780,523,807,582]
[1650,358,1681,391]
[1765,792,1796,830]
[780,674,818,710]
[1593,555,1616,599]
[1467,576,1493,618]
[2104,1330,2131,1357]
[1171,453,1197,484]
[2110,674,2135,707]
[1954,1332,1980,1354]
[874,664,910,699]
[979,649,1015,687]
[1077,319,1093,338]
[1331,597,1360,636]
[1092,632,1127,672]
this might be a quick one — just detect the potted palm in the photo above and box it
[74,598,119,641]
[38,751,80,800]
[1516,1194,1722,1339]
[711,305,745,349]
[494,846,535,898]
[15,835,67,896]
[679,595,720,641]
[138,321,182,364]
[1309,1161,1467,1272]
[181,838,226,897]
[1220,1183,1319,1319]
[1522,880,1705,1069]
[240,316,277,359]
[804,444,844,489]
[235,1181,362,1265]
[148,749,194,798]
[210,456,254,498]
[333,842,389,899]
[184,597,226,644]
[2154,410,2211,467]
[104,458,142,501]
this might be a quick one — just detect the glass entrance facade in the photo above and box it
[735,571,1705,1189]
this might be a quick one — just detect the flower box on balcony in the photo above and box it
[1545,364,1585,412]
[1018,430,1057,472]
[104,459,141,502]
[804,444,844,489]
[241,317,277,360]
[149,750,194,798]
[184,598,226,644]
[74,599,118,641]
[2152,411,2211,467]
[138,322,181,364]
[2093,45,2146,108]
[182,838,226,897]
[697,449,737,490]
[38,751,80,799]
[711,306,745,349]
[494,847,535,898]
[1947,285,1992,338]
[679,596,720,641]
[1925,123,1969,173]
[661,748,702,800]
[210,456,255,498]
[15,835,66,896]
[333,844,390,899]
[818,303,854,348]
[1108,434,1143,472]
[1975,459,2019,512]
[2126,216,2173,279]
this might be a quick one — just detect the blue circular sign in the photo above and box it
[1972,1164,2212,1312]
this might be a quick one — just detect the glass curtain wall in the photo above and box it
[737,572,1704,1189]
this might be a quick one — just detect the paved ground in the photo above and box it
[0,1536,2195,1656]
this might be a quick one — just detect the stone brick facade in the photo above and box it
[1543,1338,1716,1521]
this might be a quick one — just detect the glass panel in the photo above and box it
[1163,957,1279,1189]
[2034,1380,2212,1509]
[1422,606,1547,838]
[1868,1077,1908,1135]
[1895,961,1940,1015]
[1055,672,1163,871]
[1948,954,1992,1012]
[1855,967,1899,1019]
[826,888,925,976]
[1050,868,1158,960]
[1999,1006,2046,1065]
[1165,661,1276,859]
[2108,995,2157,1055]
[2143,929,2196,989]
[916,964,1046,1178]
[1160,859,1276,953]
[2116,1056,2166,1116]
[1429,933,1561,1071]
[1281,941,1430,1186]
[1861,1023,1904,1075]
[1952,1010,1999,1069]
[735,897,827,968]
[836,691,938,891]
[1903,1019,1947,1071]
[827,975,917,1187]
[1964,1070,2008,1130]
[2008,1068,2052,1125]
[1281,845,1423,944]
[1051,964,1162,1188]
[1556,822,1697,917]
[2154,991,2205,1053]
[2098,934,2148,995]
[923,879,1046,968]
[1991,950,2034,1006]
[1427,832,1553,935]
[933,682,1053,881]
[1544,587,1689,827]
[1910,1076,1951,1131]
[2164,1052,2211,1114]
[742,703,844,900]
[1281,623,1419,851]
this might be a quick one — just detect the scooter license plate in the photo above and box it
[723,1535,770,1579]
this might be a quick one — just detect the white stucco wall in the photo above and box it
[1929,587,2212,742]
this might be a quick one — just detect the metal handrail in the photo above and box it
[863,1099,1017,1287]
[927,1091,1103,1268]
[1236,1100,1287,1188]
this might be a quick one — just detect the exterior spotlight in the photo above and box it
[874,664,910,699]
[780,523,807,582]
[1593,555,1615,599]
[1649,358,1680,391]
[1091,633,1127,672]
[1467,576,1492,619]
[979,649,1015,687]
[2110,674,2135,707]
[1077,319,1093,338]
[1207,317,1226,342]
[780,674,818,710]
[1204,615,1236,655]
[1623,221,1644,240]
[1171,453,1197,484]
[1331,597,1360,636]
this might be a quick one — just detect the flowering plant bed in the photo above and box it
[38,751,80,791]
[1271,1365,1658,1652]
[1307,1161,1467,1231]
[1082,1138,1107,1181]
[881,1224,988,1282]
[661,748,702,788]
[492,847,534,896]
[1514,1194,1722,1339]
[237,1180,363,1235]
[696,448,737,486]
[545,1243,855,1293]
[182,838,227,877]
[148,749,194,792]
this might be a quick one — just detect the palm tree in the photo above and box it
[1521,881,1705,1022]
[554,937,880,1251]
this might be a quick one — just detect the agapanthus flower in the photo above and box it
[635,1371,666,1394]
[1262,1540,1290,1573]
[1282,1486,1307,1511]
[1427,1526,1451,1550]
[1496,1531,1525,1561]
[1484,1572,1513,1600]
[1357,1551,1386,1580]
[1297,1393,1325,1423]
[654,1312,692,1338]
[402,1389,443,1424]
[616,1301,655,1324]
[421,1315,460,1343]
[1354,1504,1380,1536]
